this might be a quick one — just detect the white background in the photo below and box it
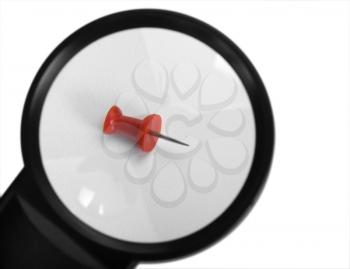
[0,1,349,268]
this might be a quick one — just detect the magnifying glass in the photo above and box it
[0,9,274,268]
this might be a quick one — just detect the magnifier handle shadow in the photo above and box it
[0,169,137,269]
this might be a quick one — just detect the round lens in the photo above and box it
[39,28,256,243]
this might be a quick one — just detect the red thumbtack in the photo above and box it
[103,106,189,152]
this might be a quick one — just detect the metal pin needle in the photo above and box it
[148,130,189,147]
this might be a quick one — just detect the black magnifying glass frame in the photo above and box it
[0,9,274,269]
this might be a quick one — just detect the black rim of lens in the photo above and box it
[21,9,274,261]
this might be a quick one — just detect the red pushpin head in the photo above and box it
[103,106,161,152]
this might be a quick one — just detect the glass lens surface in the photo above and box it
[39,28,256,243]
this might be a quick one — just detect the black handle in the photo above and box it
[0,169,136,269]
